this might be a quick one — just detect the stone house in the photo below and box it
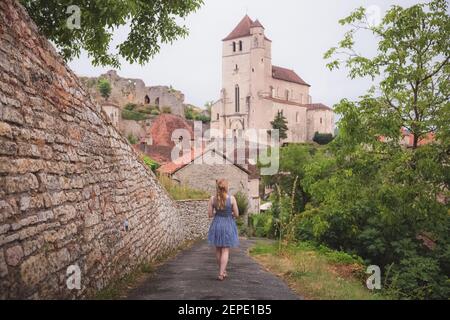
[101,102,120,128]
[211,15,335,143]
[158,146,261,214]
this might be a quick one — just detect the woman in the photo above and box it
[207,179,239,281]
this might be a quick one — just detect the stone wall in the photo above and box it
[176,200,210,241]
[0,0,190,299]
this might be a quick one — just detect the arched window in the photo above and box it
[232,42,236,52]
[235,85,240,113]
[239,40,243,51]
[144,95,150,104]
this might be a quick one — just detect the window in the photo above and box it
[320,117,323,124]
[239,41,243,51]
[144,95,150,104]
[232,42,236,52]
[246,96,251,108]
[299,94,303,104]
[285,90,289,101]
[296,112,299,123]
[270,86,274,97]
[235,85,240,113]
[216,113,219,120]
[155,97,160,107]
[235,64,238,71]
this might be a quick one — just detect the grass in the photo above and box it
[249,241,387,300]
[158,175,210,200]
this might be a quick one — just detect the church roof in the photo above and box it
[251,19,264,29]
[223,15,271,41]
[262,97,332,111]
[304,103,332,111]
[272,66,310,86]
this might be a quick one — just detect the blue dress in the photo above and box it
[207,195,239,248]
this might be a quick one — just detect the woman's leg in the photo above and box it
[215,247,222,268]
[219,247,229,276]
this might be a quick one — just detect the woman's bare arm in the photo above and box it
[231,196,239,218]
[208,196,214,218]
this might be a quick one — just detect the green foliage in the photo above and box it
[270,111,288,140]
[249,212,274,238]
[158,175,209,200]
[150,109,160,116]
[185,105,210,123]
[141,155,160,172]
[313,132,334,145]
[124,103,137,111]
[127,133,138,145]
[97,78,111,100]
[234,191,248,217]
[161,106,172,114]
[21,0,204,67]
[122,109,148,121]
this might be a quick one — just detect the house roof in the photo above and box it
[262,97,332,111]
[304,103,333,111]
[272,66,310,86]
[149,113,194,147]
[157,141,261,179]
[222,15,271,42]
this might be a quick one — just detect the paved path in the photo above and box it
[127,239,300,300]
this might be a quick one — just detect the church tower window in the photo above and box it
[235,85,240,113]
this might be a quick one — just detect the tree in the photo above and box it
[296,0,450,299]
[20,0,204,68]
[97,78,111,100]
[324,0,449,149]
[270,111,288,140]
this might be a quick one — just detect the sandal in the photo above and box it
[217,273,225,281]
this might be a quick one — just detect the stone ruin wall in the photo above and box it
[0,0,202,299]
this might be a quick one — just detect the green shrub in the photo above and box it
[162,106,171,114]
[150,109,160,116]
[141,155,160,172]
[97,78,111,100]
[127,133,138,145]
[158,175,209,200]
[234,191,248,217]
[250,212,274,238]
[313,132,334,145]
[122,109,148,121]
[124,103,137,111]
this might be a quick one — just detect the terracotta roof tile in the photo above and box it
[149,113,194,147]
[272,66,310,86]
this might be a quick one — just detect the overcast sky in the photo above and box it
[69,0,424,109]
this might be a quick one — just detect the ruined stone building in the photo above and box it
[211,15,334,143]
[80,70,186,117]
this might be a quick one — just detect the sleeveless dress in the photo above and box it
[207,195,239,248]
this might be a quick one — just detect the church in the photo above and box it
[211,15,334,143]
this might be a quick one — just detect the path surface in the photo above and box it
[126,239,300,300]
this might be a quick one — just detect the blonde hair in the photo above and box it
[215,179,229,210]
